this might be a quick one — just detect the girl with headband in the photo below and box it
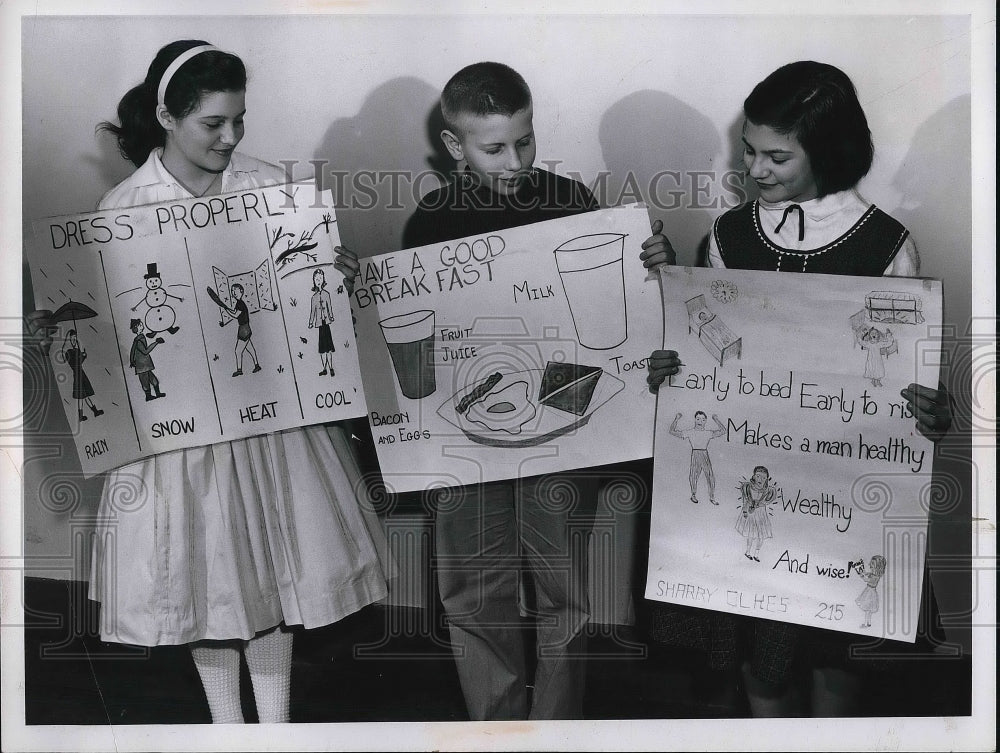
[58,39,390,724]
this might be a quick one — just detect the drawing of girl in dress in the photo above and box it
[855,554,887,628]
[858,326,894,387]
[62,329,104,422]
[735,465,778,562]
[308,268,335,377]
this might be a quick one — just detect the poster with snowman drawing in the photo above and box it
[26,182,366,477]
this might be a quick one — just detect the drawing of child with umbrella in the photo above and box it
[46,300,105,422]
[61,328,103,422]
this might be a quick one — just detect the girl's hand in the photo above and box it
[334,245,361,296]
[25,310,57,356]
[901,382,953,442]
[647,349,682,392]
[639,219,676,269]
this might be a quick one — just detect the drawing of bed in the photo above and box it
[686,294,742,366]
[865,291,924,325]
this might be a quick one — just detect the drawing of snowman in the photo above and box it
[132,263,182,337]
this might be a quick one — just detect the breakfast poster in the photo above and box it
[26,183,366,477]
[645,266,943,641]
[352,205,662,492]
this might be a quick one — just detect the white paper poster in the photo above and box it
[27,183,366,476]
[353,205,662,492]
[645,266,942,641]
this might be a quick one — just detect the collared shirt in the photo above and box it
[97,148,287,210]
[708,189,919,276]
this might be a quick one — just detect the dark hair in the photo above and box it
[231,283,244,296]
[440,62,532,132]
[743,61,873,196]
[752,465,769,477]
[694,410,707,419]
[130,318,142,331]
[97,40,246,167]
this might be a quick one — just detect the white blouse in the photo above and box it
[707,189,919,276]
[98,148,287,210]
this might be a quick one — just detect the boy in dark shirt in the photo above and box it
[403,98,597,245]
[401,62,674,720]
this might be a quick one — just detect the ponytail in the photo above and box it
[97,39,246,167]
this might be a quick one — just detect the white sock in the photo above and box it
[190,644,245,724]
[244,628,293,723]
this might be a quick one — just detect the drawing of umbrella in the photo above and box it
[51,300,99,329]
[47,300,99,364]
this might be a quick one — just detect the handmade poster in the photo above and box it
[27,183,365,477]
[645,266,942,641]
[353,205,662,492]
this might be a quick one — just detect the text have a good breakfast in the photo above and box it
[353,235,506,310]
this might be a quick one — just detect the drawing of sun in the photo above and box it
[711,279,738,304]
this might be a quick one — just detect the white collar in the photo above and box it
[131,148,237,196]
[758,188,867,222]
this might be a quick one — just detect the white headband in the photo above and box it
[156,44,219,107]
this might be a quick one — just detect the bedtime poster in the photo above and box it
[26,183,366,477]
[353,205,662,492]
[645,266,942,641]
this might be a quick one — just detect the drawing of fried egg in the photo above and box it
[465,380,537,434]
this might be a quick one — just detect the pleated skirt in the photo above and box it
[88,423,392,646]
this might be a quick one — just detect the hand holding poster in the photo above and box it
[645,266,942,641]
[354,205,663,492]
[27,184,366,476]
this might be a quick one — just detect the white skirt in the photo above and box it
[88,423,392,646]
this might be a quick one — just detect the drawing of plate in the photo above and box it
[436,367,626,448]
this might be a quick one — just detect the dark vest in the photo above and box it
[714,201,909,275]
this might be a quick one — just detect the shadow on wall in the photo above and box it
[598,90,737,268]
[85,126,137,208]
[890,94,972,337]
[888,95,975,655]
[312,77,447,258]
[889,95,975,449]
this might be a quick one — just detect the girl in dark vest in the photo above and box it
[642,61,952,717]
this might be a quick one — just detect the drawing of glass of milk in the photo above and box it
[554,233,628,350]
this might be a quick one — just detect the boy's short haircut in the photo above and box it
[441,62,532,132]
[743,60,874,197]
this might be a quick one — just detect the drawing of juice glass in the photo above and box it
[554,233,628,350]
[379,309,437,399]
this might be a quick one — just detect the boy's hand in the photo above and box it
[639,219,676,269]
[901,382,952,443]
[647,349,682,392]
[25,310,57,356]
[334,245,361,296]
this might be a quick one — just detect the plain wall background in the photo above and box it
[20,14,974,649]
